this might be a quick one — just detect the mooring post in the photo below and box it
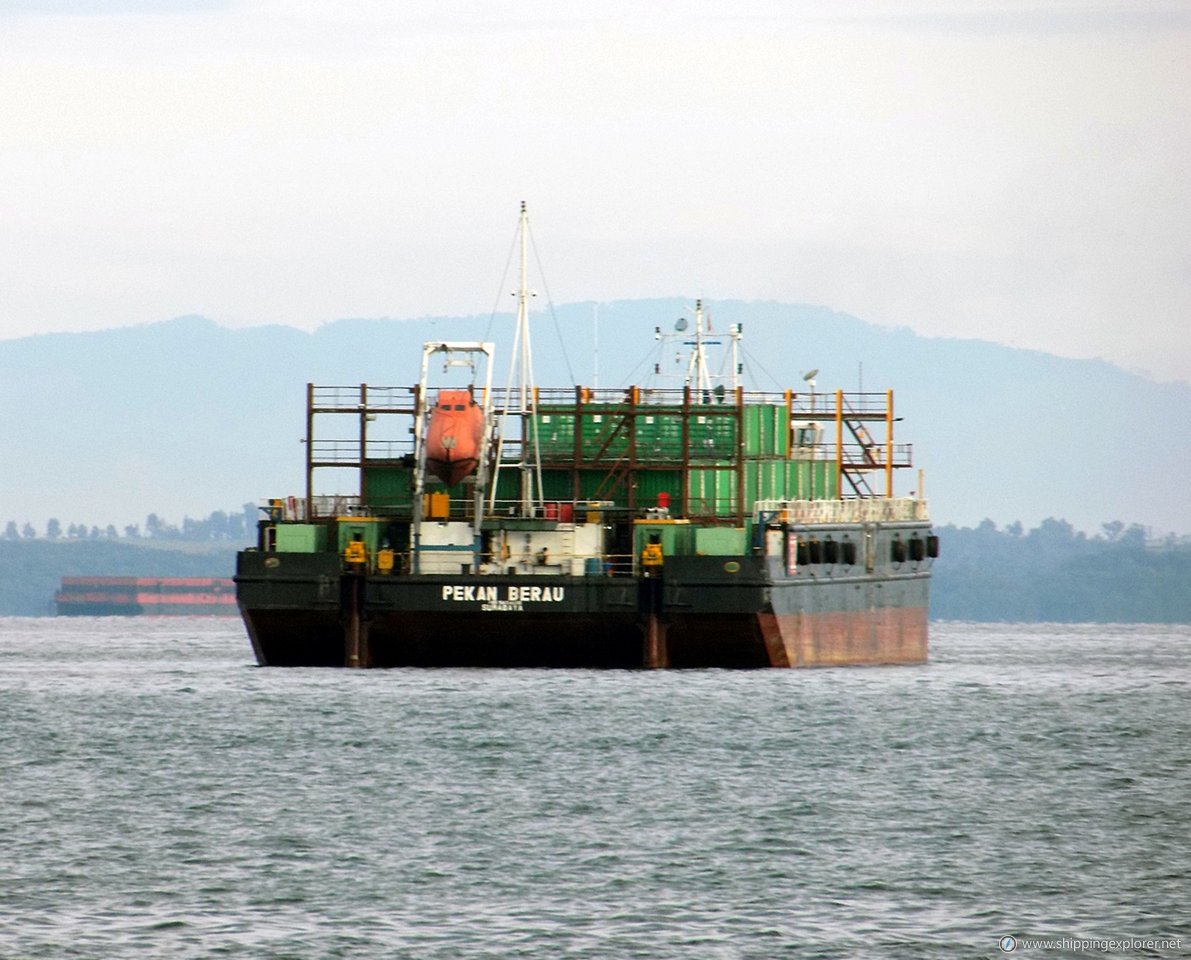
[643,609,669,669]
[345,575,364,668]
[641,576,669,669]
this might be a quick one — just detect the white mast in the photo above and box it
[684,299,710,396]
[491,201,544,517]
[518,201,531,414]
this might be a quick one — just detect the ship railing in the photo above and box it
[481,498,620,523]
[306,497,624,525]
[499,439,912,467]
[839,443,913,468]
[787,392,896,419]
[307,384,900,417]
[684,496,749,517]
[365,549,637,578]
[526,387,795,408]
[313,495,363,519]
[788,441,828,460]
[308,439,417,462]
[837,391,895,416]
[485,551,636,577]
[362,438,417,460]
[523,389,900,425]
[309,440,360,464]
[311,385,415,410]
[261,495,365,521]
[755,497,929,524]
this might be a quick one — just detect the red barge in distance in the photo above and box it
[55,577,237,616]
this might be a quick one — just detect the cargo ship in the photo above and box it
[235,205,938,668]
[56,577,237,616]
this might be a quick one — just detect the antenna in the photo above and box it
[652,300,743,398]
[802,368,818,413]
[592,303,600,389]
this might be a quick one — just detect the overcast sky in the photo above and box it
[2,0,1189,382]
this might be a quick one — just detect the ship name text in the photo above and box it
[442,584,566,611]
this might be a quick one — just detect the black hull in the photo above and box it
[236,550,931,669]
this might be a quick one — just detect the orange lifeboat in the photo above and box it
[425,389,485,487]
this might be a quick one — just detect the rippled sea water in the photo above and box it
[1,619,1188,959]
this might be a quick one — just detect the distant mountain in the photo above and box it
[1,300,1188,534]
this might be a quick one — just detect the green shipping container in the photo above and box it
[742,404,789,457]
[532,404,747,463]
[687,466,738,517]
[695,527,748,556]
[510,401,836,515]
[363,465,414,509]
[275,524,327,553]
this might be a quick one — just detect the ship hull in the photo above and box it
[236,550,929,669]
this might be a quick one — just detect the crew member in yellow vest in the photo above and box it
[344,538,368,568]
[641,534,663,576]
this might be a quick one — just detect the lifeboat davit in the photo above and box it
[425,389,485,487]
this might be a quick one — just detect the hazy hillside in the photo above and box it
[1,301,1188,534]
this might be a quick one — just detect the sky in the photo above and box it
[2,0,1190,382]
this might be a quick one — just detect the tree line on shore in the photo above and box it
[930,517,1191,623]
[1,504,259,543]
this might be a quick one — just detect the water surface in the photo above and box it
[2,619,1188,958]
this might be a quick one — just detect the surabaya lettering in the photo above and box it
[441,584,565,604]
